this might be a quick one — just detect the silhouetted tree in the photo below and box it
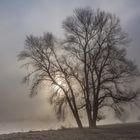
[18,7,140,128]
[18,33,83,128]
[62,7,140,127]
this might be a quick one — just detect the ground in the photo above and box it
[0,123,140,140]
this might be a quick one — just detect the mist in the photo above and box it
[0,0,140,134]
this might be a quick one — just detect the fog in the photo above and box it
[0,0,140,134]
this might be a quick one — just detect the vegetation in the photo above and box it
[1,123,140,140]
[18,7,140,128]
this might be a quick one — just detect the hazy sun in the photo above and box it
[52,76,66,97]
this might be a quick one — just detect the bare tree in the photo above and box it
[18,33,83,128]
[62,7,140,127]
[18,7,140,128]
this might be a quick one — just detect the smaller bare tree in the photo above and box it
[18,33,83,128]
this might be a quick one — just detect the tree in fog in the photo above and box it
[18,7,140,128]
[18,33,83,128]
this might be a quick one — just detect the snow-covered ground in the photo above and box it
[0,122,140,140]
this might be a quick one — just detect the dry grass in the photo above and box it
[0,123,140,140]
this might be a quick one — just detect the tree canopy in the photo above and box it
[18,7,140,128]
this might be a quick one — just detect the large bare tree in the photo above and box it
[18,7,140,128]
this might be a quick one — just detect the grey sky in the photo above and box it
[0,0,140,132]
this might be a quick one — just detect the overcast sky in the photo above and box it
[0,0,140,132]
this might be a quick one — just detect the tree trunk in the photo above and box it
[91,99,98,128]
[88,114,97,128]
[65,94,83,128]
[91,117,97,128]
[85,103,93,128]
[73,112,83,128]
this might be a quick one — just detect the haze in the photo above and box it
[0,0,140,134]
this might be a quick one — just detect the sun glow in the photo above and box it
[52,77,66,97]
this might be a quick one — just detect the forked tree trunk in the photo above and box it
[88,114,97,128]
[85,104,93,128]
[90,99,98,128]
[91,117,97,128]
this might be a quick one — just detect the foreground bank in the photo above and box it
[0,123,140,140]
